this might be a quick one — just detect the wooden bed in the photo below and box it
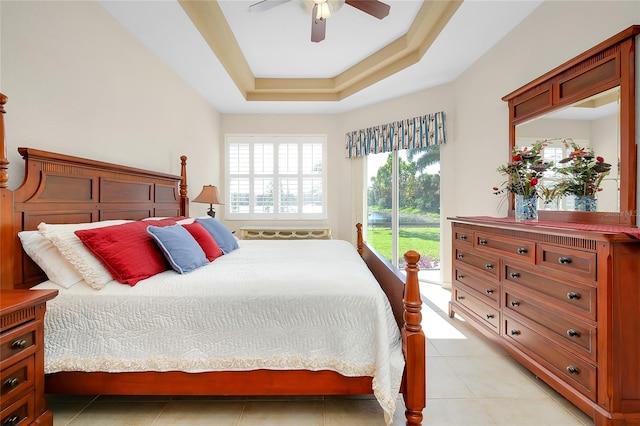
[0,93,425,425]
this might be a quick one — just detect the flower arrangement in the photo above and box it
[553,140,612,198]
[493,141,553,199]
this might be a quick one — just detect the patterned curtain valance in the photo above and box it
[345,111,446,158]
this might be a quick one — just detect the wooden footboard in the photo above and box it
[358,223,426,425]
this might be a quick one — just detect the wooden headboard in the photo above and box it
[0,94,189,289]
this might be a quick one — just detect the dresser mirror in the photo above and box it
[503,26,639,226]
[515,86,620,213]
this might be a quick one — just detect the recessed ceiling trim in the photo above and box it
[179,0,461,102]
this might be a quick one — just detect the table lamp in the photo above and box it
[193,185,223,218]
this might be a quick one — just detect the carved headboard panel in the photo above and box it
[7,147,188,289]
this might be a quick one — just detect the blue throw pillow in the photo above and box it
[195,218,239,254]
[147,224,209,274]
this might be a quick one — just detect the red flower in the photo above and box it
[512,154,522,162]
[530,177,538,186]
[596,156,604,163]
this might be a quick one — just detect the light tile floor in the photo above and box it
[46,282,595,426]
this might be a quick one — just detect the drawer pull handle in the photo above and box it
[517,247,527,254]
[459,235,467,241]
[457,295,465,300]
[510,329,521,336]
[566,365,580,375]
[458,275,464,280]
[485,263,493,270]
[510,272,520,279]
[567,329,581,338]
[567,292,580,300]
[457,254,464,259]
[10,339,27,350]
[3,416,20,426]
[479,239,487,245]
[486,314,495,319]
[485,289,494,295]
[3,377,20,389]
[510,301,520,307]
[558,256,572,264]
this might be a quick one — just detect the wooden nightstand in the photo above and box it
[1,290,58,426]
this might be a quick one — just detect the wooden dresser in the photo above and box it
[1,290,58,426]
[449,217,640,425]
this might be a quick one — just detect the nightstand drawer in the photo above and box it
[0,391,34,426]
[0,356,35,410]
[0,323,36,370]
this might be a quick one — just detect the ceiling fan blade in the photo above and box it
[345,0,390,19]
[249,0,290,13]
[311,5,326,43]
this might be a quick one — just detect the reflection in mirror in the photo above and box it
[515,87,620,212]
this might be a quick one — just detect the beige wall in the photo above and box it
[2,0,638,287]
[1,0,221,218]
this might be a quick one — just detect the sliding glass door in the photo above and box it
[367,146,440,282]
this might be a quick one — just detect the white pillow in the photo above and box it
[38,220,131,290]
[18,231,83,288]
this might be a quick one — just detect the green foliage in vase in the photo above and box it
[494,141,553,199]
[553,140,612,197]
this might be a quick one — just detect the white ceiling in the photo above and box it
[99,0,543,115]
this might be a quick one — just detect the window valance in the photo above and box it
[345,112,446,158]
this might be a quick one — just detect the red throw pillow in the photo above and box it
[182,221,223,261]
[75,219,179,286]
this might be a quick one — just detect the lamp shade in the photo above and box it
[193,185,223,205]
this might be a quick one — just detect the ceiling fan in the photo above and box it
[249,0,391,43]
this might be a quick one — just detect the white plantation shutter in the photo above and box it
[226,135,327,219]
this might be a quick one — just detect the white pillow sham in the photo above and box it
[18,230,83,289]
[38,220,131,290]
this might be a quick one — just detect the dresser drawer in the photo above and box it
[504,264,596,321]
[537,244,597,283]
[0,356,35,410]
[453,286,500,332]
[0,323,36,370]
[454,247,499,279]
[454,267,499,305]
[453,228,474,246]
[503,286,596,362]
[504,315,596,401]
[474,231,535,264]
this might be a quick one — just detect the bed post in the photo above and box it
[356,222,363,255]
[179,155,189,217]
[0,93,14,289]
[402,250,425,426]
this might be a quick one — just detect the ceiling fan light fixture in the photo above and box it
[315,0,331,19]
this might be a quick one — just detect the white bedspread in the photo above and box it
[35,239,404,423]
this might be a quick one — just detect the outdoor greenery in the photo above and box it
[367,226,440,268]
[367,145,441,268]
[368,147,440,213]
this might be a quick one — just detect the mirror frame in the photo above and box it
[502,25,640,226]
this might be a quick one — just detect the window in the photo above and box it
[225,134,327,220]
